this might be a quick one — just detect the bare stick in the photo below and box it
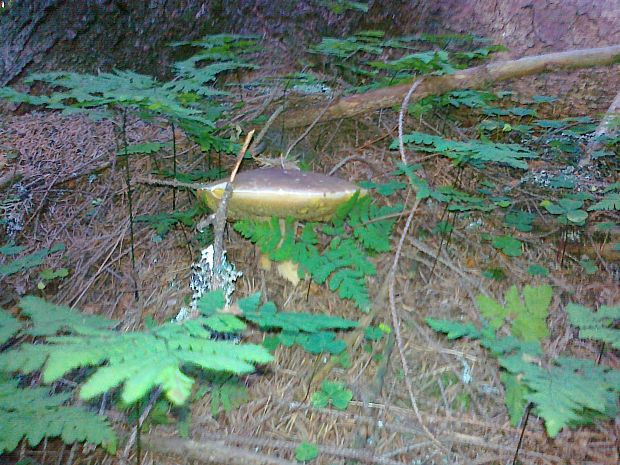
[140,435,297,465]
[397,78,424,166]
[283,92,340,159]
[210,130,255,290]
[249,105,285,156]
[132,176,209,191]
[387,76,444,450]
[120,387,163,465]
[231,129,255,182]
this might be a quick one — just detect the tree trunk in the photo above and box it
[1,0,618,91]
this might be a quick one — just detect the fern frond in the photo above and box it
[0,309,22,344]
[392,132,536,169]
[19,295,116,337]
[234,191,395,310]
[0,295,273,406]
[566,303,620,349]
[242,300,357,333]
[0,380,116,454]
[500,356,620,437]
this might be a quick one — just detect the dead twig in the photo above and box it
[210,129,255,290]
[283,91,341,160]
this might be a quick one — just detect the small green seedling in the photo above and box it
[527,264,549,277]
[504,211,535,232]
[37,267,69,290]
[311,381,353,410]
[541,198,588,225]
[295,442,319,462]
[578,259,597,275]
[492,235,522,257]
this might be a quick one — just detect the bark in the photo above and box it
[1,0,618,90]
[279,44,620,128]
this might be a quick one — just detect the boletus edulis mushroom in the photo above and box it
[197,167,366,222]
[197,167,367,285]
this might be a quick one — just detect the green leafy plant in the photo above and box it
[240,294,357,355]
[0,309,21,344]
[427,285,620,437]
[207,376,250,416]
[0,293,273,408]
[0,243,65,277]
[0,288,360,454]
[308,32,502,92]
[527,264,549,277]
[492,235,523,257]
[542,197,589,225]
[578,258,598,275]
[235,193,401,311]
[588,192,620,212]
[37,267,69,290]
[566,303,620,349]
[136,205,207,238]
[0,378,117,454]
[392,132,536,169]
[311,380,353,410]
[504,210,535,233]
[295,442,319,461]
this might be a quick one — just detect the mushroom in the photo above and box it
[197,167,367,284]
[197,167,366,222]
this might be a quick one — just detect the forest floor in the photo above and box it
[1,47,619,465]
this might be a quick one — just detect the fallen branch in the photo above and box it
[141,435,297,465]
[280,44,620,128]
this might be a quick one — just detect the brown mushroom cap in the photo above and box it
[197,168,366,221]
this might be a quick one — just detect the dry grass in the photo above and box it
[0,85,618,465]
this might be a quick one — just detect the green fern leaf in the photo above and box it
[0,244,65,277]
[209,377,249,416]
[425,318,480,339]
[235,217,378,310]
[118,141,170,156]
[588,192,620,211]
[507,285,552,343]
[136,205,204,237]
[347,196,402,252]
[566,303,620,349]
[0,309,22,344]
[480,333,543,357]
[279,331,347,354]
[500,355,620,437]
[19,295,116,337]
[243,301,357,333]
[392,132,536,169]
[500,372,530,426]
[476,294,508,330]
[1,296,273,406]
[329,268,371,309]
[0,380,116,454]
[0,87,51,105]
